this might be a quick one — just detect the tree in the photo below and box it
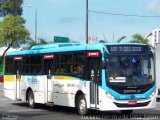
[116,36,126,43]
[145,33,152,39]
[22,37,49,50]
[0,0,23,16]
[98,35,126,43]
[129,34,150,44]
[0,15,30,64]
[99,40,106,43]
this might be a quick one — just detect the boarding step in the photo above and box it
[46,102,54,106]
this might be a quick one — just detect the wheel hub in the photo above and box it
[79,99,86,112]
[29,95,33,105]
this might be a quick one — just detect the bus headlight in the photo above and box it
[150,90,156,98]
[105,92,115,100]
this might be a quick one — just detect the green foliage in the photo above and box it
[98,35,126,43]
[22,37,49,50]
[0,0,23,16]
[0,15,29,48]
[0,15,29,64]
[99,40,106,43]
[129,34,149,44]
[116,36,126,43]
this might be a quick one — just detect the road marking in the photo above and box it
[0,98,8,101]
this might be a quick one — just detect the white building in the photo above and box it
[151,28,160,47]
[0,47,20,56]
[153,28,160,95]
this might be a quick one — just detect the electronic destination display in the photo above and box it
[107,45,149,54]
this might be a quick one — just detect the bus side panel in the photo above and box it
[4,75,16,100]
[21,75,46,104]
[53,77,86,107]
[20,76,27,101]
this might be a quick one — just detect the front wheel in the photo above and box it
[77,94,88,115]
[28,91,35,108]
[121,110,133,114]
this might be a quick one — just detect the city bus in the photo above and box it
[3,43,156,115]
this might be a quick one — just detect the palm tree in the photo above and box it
[98,35,126,43]
[129,34,151,44]
[146,33,152,39]
[99,40,107,43]
[116,36,126,43]
[22,37,49,50]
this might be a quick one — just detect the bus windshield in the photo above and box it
[106,56,155,87]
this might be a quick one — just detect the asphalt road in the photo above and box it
[1,85,160,120]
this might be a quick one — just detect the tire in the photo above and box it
[77,94,88,115]
[28,90,35,108]
[121,110,133,115]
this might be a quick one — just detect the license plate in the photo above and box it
[128,100,137,105]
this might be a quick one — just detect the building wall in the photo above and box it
[156,46,160,92]
[152,28,160,46]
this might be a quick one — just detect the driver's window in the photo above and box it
[142,59,149,75]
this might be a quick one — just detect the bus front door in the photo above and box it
[44,58,54,103]
[14,59,22,100]
[87,57,101,108]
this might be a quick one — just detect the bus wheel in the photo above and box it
[121,110,133,114]
[28,90,35,108]
[77,94,88,115]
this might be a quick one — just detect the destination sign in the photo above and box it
[107,45,149,54]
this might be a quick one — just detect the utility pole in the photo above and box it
[86,0,88,44]
[28,5,37,43]
[35,9,37,43]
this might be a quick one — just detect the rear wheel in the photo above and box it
[121,110,133,114]
[77,94,88,115]
[28,90,35,108]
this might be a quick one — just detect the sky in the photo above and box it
[22,0,160,43]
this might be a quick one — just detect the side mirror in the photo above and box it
[102,60,107,69]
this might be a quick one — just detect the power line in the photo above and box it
[89,10,160,18]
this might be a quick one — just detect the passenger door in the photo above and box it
[86,51,101,108]
[14,56,22,100]
[44,55,54,102]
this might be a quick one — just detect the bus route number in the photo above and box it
[110,47,117,52]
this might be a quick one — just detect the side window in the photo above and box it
[22,56,30,74]
[73,52,85,78]
[5,57,14,74]
[55,54,60,74]
[55,53,72,74]
[54,52,85,78]
[30,55,43,74]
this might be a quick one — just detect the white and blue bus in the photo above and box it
[4,43,156,115]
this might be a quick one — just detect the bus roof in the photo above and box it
[6,42,147,56]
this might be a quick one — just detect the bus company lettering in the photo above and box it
[111,46,141,52]
[122,47,141,52]
[27,77,38,84]
[54,83,64,87]
[67,83,76,87]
